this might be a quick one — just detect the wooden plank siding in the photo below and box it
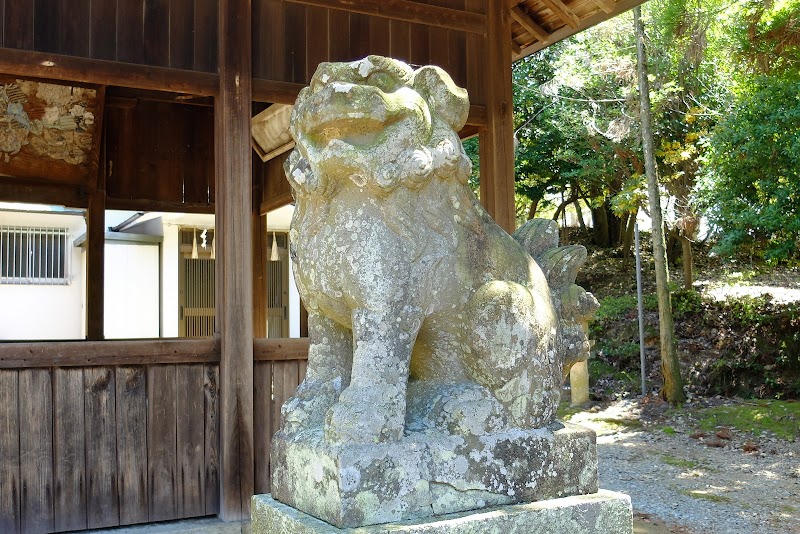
[250,0,486,106]
[0,338,306,533]
[0,0,217,72]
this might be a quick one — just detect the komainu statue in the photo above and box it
[270,56,601,528]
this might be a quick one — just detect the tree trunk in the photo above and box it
[681,235,693,289]
[666,227,681,266]
[618,212,629,246]
[634,6,685,404]
[552,194,576,222]
[527,198,539,220]
[591,204,610,247]
[605,201,622,247]
[574,200,587,233]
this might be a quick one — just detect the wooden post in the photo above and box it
[85,86,107,340]
[253,167,267,339]
[85,183,105,340]
[216,0,255,521]
[480,0,516,233]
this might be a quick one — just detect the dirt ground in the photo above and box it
[568,398,800,534]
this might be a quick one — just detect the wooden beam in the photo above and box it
[106,87,215,107]
[519,0,647,57]
[105,197,214,214]
[253,338,310,361]
[458,124,481,140]
[0,338,313,369]
[511,39,522,57]
[540,0,581,29]
[467,105,488,126]
[252,79,306,104]
[0,339,220,368]
[480,0,516,234]
[511,6,550,43]
[259,192,294,216]
[216,0,255,521]
[0,48,218,96]
[285,0,486,34]
[590,0,616,14]
[0,179,88,208]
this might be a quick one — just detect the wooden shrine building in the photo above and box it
[0,1,646,531]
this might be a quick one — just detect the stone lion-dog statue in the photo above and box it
[282,55,597,445]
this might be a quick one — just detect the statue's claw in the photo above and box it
[280,377,344,434]
[323,385,406,444]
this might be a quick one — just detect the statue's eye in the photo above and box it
[366,71,398,92]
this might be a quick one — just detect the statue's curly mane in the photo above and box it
[285,58,472,201]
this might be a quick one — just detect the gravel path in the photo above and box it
[569,400,800,533]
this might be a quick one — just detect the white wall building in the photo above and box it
[0,204,301,341]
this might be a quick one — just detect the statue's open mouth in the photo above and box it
[296,82,411,149]
[309,116,407,148]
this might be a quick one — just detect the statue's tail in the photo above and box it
[513,219,599,379]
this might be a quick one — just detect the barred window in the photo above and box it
[0,226,69,284]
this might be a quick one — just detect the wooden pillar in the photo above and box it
[253,167,267,339]
[86,87,107,340]
[480,0,516,233]
[215,0,254,521]
[85,188,105,340]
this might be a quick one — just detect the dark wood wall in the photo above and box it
[104,100,215,211]
[252,0,477,102]
[1,0,218,72]
[0,1,483,105]
[0,339,308,534]
[0,362,220,532]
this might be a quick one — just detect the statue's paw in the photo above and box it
[280,377,344,434]
[323,387,405,444]
[406,381,509,436]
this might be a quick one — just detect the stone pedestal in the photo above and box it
[252,490,633,533]
[270,422,597,529]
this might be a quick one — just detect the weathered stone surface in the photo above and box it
[269,54,611,530]
[271,422,597,528]
[282,55,599,446]
[252,490,633,533]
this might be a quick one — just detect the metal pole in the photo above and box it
[635,222,647,396]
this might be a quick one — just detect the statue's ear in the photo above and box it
[411,66,469,131]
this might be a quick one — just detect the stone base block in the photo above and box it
[270,422,597,528]
[252,490,633,533]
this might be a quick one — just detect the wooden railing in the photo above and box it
[0,337,308,533]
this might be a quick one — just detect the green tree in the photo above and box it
[698,76,800,260]
[697,0,800,260]
[646,0,734,286]
[511,21,647,247]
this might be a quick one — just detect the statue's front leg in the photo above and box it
[280,311,352,434]
[324,306,422,444]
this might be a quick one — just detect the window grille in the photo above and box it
[0,226,70,285]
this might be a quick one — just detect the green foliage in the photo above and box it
[697,76,800,261]
[680,490,732,503]
[687,296,800,399]
[671,289,703,318]
[734,0,800,75]
[593,293,658,321]
[594,295,638,320]
[598,340,640,360]
[696,400,800,440]
[661,453,698,467]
